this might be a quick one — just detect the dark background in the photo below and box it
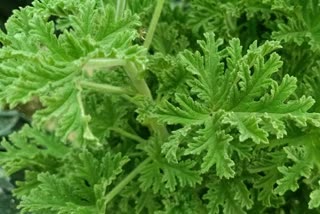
[0,0,33,30]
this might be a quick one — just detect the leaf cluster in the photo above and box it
[0,0,320,213]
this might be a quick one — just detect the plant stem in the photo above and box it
[79,80,132,95]
[124,62,152,98]
[83,58,126,70]
[123,62,168,139]
[105,157,151,205]
[110,127,147,144]
[116,0,126,21]
[103,1,168,206]
[143,0,165,50]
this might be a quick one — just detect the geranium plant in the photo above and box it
[1,0,320,213]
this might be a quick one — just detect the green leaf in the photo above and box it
[272,0,320,52]
[0,126,68,175]
[204,179,252,214]
[180,32,224,106]
[223,113,268,144]
[274,146,313,195]
[185,112,235,177]
[71,150,130,187]
[152,22,189,55]
[157,32,320,177]
[188,0,241,38]
[161,125,193,163]
[84,93,128,140]
[157,94,209,125]
[149,54,191,97]
[139,158,201,192]
[34,85,92,143]
[18,149,129,214]
[248,150,286,206]
[309,181,320,209]
[19,173,97,214]
[156,189,206,214]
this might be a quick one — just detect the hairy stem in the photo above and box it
[124,61,168,139]
[143,0,165,49]
[105,157,151,205]
[83,58,126,70]
[124,62,152,98]
[79,81,133,95]
[116,0,126,21]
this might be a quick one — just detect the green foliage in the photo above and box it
[18,151,129,214]
[0,0,142,143]
[1,0,320,213]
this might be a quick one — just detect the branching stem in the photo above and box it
[101,1,168,207]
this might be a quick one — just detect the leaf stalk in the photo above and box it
[79,80,133,95]
[105,157,151,205]
[116,0,127,21]
[110,127,147,144]
[143,0,165,50]
[83,58,126,71]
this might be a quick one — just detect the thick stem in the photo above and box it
[143,0,165,50]
[105,157,151,205]
[123,61,168,139]
[116,0,126,21]
[124,62,153,99]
